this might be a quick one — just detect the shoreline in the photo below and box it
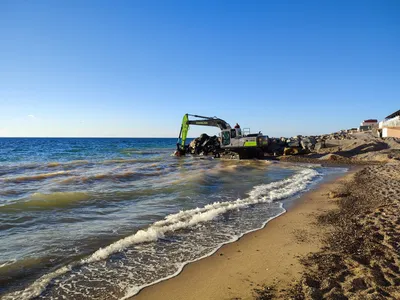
[130,167,358,300]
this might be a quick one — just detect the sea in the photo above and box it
[0,138,347,299]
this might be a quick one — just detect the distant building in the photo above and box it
[361,119,378,126]
[378,109,400,138]
[359,119,378,132]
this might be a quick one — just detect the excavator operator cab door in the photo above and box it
[221,130,231,146]
[230,128,242,139]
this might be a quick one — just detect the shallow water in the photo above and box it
[0,138,346,299]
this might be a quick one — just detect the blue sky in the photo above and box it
[0,0,399,137]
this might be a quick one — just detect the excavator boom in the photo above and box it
[187,114,231,130]
[177,114,231,151]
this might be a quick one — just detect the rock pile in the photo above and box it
[187,129,386,158]
[188,134,220,155]
[267,130,360,156]
[320,130,358,141]
[266,135,324,156]
[187,131,354,157]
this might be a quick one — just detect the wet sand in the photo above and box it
[131,169,359,300]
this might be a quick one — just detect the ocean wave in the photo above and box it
[0,163,39,176]
[0,192,90,211]
[3,171,71,183]
[2,168,320,300]
[59,171,149,184]
[102,158,159,164]
[81,172,136,182]
[46,162,61,167]
[119,149,164,155]
[80,170,164,183]
[0,259,17,269]
[0,161,90,176]
[0,189,20,196]
[46,160,89,168]
[1,159,156,178]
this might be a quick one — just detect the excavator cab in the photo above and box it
[231,128,242,138]
[221,128,243,148]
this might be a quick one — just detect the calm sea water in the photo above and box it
[0,138,346,299]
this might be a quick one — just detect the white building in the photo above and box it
[379,110,400,138]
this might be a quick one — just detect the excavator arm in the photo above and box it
[177,114,231,152]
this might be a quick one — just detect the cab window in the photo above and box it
[231,129,236,138]
[222,131,230,145]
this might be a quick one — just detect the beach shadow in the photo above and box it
[333,142,389,158]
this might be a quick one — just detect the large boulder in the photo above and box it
[287,139,300,148]
[267,138,285,155]
[301,136,316,151]
[199,133,210,144]
[189,134,220,155]
[314,142,323,151]
[283,147,302,155]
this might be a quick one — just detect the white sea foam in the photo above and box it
[121,203,287,300]
[0,259,17,269]
[3,168,319,300]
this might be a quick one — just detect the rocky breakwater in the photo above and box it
[184,130,400,163]
[266,130,359,156]
[186,130,360,158]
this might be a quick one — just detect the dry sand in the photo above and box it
[291,163,400,299]
[131,170,359,300]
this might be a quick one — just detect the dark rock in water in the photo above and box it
[199,133,210,142]
[189,133,220,155]
[267,138,285,155]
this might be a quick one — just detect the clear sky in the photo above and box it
[1,0,399,138]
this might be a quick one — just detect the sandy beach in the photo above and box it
[132,168,361,300]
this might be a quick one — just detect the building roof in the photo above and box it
[385,109,400,119]
[363,119,378,123]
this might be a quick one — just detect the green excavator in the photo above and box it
[176,114,269,159]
